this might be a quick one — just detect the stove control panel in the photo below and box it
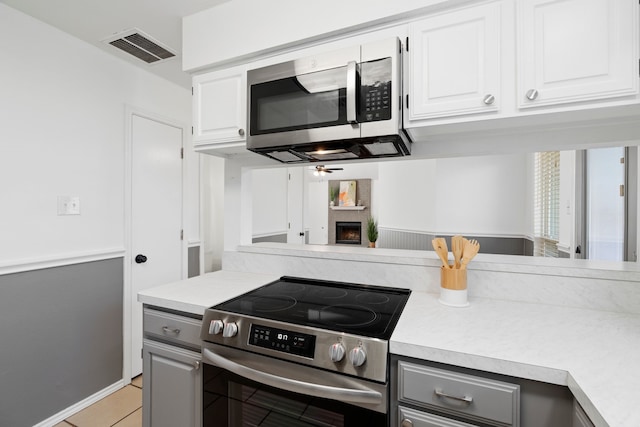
[200,309,389,383]
[249,324,316,358]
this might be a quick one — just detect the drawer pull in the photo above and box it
[162,326,181,335]
[434,388,473,405]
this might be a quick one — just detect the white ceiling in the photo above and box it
[0,0,228,89]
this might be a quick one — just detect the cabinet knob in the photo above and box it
[238,128,245,136]
[193,361,200,371]
[135,254,147,264]
[401,419,413,427]
[483,94,495,105]
[526,89,539,101]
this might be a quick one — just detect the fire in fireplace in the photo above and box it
[336,221,362,245]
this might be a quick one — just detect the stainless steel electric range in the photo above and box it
[200,276,411,426]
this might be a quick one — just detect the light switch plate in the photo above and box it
[57,196,80,215]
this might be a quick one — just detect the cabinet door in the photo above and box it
[192,66,246,144]
[143,340,202,427]
[407,2,501,121]
[517,0,638,108]
[399,406,478,427]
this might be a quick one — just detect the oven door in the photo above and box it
[202,343,388,426]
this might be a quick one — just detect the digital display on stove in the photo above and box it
[249,324,316,358]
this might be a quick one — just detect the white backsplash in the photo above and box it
[223,243,640,314]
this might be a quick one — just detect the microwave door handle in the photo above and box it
[346,61,358,124]
[202,348,381,405]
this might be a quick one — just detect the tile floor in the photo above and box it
[54,375,143,427]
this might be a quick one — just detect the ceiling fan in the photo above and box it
[312,165,343,176]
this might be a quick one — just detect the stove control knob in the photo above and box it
[349,346,367,367]
[222,322,238,338]
[209,320,224,335]
[329,343,345,363]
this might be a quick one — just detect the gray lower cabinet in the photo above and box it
[391,355,574,427]
[142,307,203,427]
[573,400,595,427]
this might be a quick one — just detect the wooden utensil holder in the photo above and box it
[440,266,467,290]
[439,266,469,307]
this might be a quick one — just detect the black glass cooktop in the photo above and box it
[214,276,411,340]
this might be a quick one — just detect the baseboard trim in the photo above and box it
[0,247,125,275]
[32,380,125,427]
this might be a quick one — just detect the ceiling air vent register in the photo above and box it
[102,28,176,64]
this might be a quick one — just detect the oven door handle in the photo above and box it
[203,348,382,405]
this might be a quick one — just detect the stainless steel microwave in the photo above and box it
[246,38,411,163]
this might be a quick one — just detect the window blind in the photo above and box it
[533,151,560,257]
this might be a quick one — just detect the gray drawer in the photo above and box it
[399,406,478,427]
[143,308,202,349]
[398,361,519,426]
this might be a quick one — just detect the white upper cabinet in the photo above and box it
[407,1,502,120]
[192,65,246,146]
[517,0,638,109]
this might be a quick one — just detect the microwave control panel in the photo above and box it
[359,57,392,122]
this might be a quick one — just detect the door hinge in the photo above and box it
[191,126,193,135]
[191,87,194,96]
[180,229,184,240]
[620,184,625,197]
[406,94,409,109]
[405,37,409,52]
[180,147,184,159]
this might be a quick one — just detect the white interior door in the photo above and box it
[307,180,329,244]
[131,114,184,376]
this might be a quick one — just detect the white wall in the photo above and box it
[0,3,194,264]
[252,168,288,236]
[378,155,528,236]
[202,155,225,272]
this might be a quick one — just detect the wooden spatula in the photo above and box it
[432,237,451,269]
[460,239,480,269]
[451,235,463,269]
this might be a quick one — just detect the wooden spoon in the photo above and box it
[460,239,480,269]
[431,237,451,269]
[451,235,463,269]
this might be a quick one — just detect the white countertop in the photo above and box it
[137,270,280,315]
[138,270,640,427]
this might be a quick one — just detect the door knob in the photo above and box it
[135,254,148,264]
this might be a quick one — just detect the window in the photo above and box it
[534,151,560,257]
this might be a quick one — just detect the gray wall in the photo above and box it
[0,258,123,427]
[379,228,534,256]
[188,246,200,278]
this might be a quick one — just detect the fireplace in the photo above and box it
[336,222,362,245]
